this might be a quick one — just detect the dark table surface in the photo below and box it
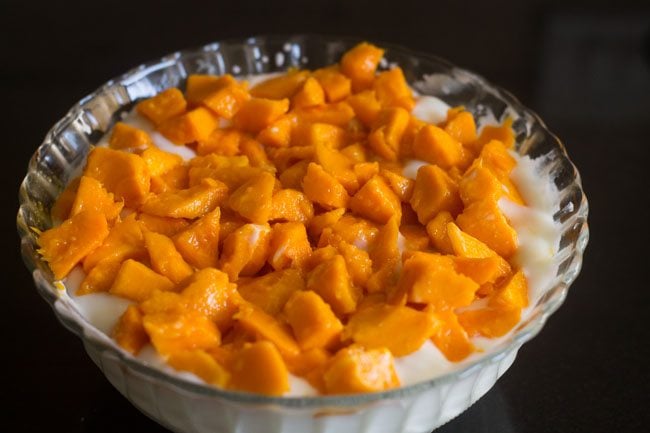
[2,1,649,432]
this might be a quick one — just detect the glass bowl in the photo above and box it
[17,35,589,433]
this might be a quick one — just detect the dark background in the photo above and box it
[2,1,649,432]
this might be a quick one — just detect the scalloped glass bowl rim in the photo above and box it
[18,34,589,409]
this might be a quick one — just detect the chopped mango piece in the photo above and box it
[140,146,183,177]
[109,122,152,150]
[270,188,314,223]
[141,178,228,219]
[349,175,401,224]
[201,82,250,119]
[313,66,352,102]
[84,147,150,207]
[409,165,462,224]
[185,74,236,105]
[346,90,381,127]
[340,42,384,92]
[170,207,220,269]
[292,77,326,109]
[168,349,229,386]
[82,213,145,272]
[38,210,109,280]
[344,303,435,356]
[51,177,80,222]
[294,101,355,127]
[457,305,521,338]
[284,290,343,350]
[196,127,242,156]
[228,341,290,396]
[397,252,478,310]
[234,303,301,358]
[112,305,148,354]
[144,231,194,284]
[143,311,221,356]
[219,223,271,280]
[373,67,414,110]
[368,107,410,161]
[267,222,312,270]
[109,259,175,302]
[337,241,372,288]
[257,115,294,148]
[158,107,219,144]
[180,267,240,330]
[77,259,121,295]
[138,213,190,237]
[456,199,518,258]
[69,176,123,222]
[227,171,275,223]
[470,117,515,152]
[412,125,465,168]
[354,162,380,187]
[380,168,414,202]
[233,98,290,133]
[238,268,304,315]
[428,309,474,362]
[444,110,477,145]
[137,88,187,125]
[307,255,359,316]
[302,163,350,209]
[489,270,529,309]
[250,70,310,99]
[323,345,400,394]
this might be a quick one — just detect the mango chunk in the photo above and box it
[109,122,153,150]
[137,88,187,125]
[70,176,123,222]
[144,231,194,284]
[470,117,515,152]
[233,98,290,133]
[457,305,521,338]
[267,222,312,270]
[292,77,326,109]
[172,207,221,269]
[428,309,474,362]
[349,175,401,224]
[168,350,229,386]
[38,210,109,280]
[250,70,310,100]
[380,169,414,202]
[143,311,221,356]
[84,147,150,208]
[227,171,275,223]
[294,101,355,127]
[234,303,301,358]
[141,178,228,219]
[412,125,465,169]
[151,164,190,193]
[313,66,352,102]
[340,42,384,92]
[307,255,359,316]
[140,146,183,177]
[51,177,80,222]
[344,303,435,356]
[109,259,175,302]
[373,67,414,110]
[113,305,148,355]
[336,241,372,288]
[180,267,240,330]
[323,345,400,394]
[346,90,381,127]
[307,208,346,240]
[397,252,478,310]
[456,199,518,258]
[444,110,477,145]
[313,141,358,193]
[284,290,343,351]
[257,115,294,148]
[228,341,290,396]
[219,223,271,280]
[370,215,400,267]
[285,348,331,392]
[489,270,529,309]
[354,162,380,187]
[185,74,237,105]
[447,222,511,281]
[158,107,219,144]
[459,166,507,205]
[238,268,304,315]
[368,107,410,161]
[82,213,145,272]
[77,259,121,295]
[302,163,350,210]
[318,214,378,251]
[138,213,190,237]
[269,189,314,223]
[201,82,250,120]
[196,128,242,156]
[409,165,462,224]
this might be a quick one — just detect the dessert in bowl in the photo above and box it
[17,35,588,433]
